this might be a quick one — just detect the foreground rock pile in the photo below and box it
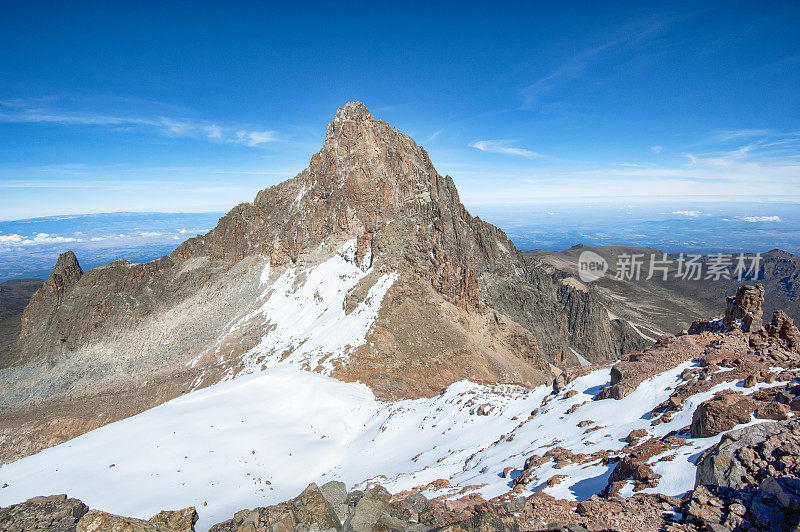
[210,481,519,532]
[0,495,197,532]
[681,419,800,531]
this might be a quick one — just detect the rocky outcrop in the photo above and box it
[688,283,766,335]
[210,482,341,532]
[77,507,197,531]
[695,419,800,490]
[0,494,88,532]
[8,252,83,366]
[724,283,765,332]
[429,513,519,532]
[679,420,800,531]
[766,310,800,352]
[209,481,520,532]
[595,334,703,401]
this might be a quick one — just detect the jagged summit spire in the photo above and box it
[49,251,83,285]
[333,101,373,121]
[324,101,382,148]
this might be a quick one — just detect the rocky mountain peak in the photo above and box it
[314,101,436,200]
[6,102,647,408]
[50,251,82,281]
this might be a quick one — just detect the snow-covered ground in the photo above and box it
[0,361,784,530]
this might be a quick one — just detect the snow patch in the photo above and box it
[258,259,271,286]
[211,239,398,377]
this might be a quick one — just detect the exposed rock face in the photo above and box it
[343,485,389,532]
[595,334,703,401]
[210,483,342,532]
[0,494,88,532]
[210,482,521,532]
[319,480,348,522]
[0,278,41,359]
[696,419,800,490]
[429,513,519,532]
[10,252,83,366]
[688,283,766,335]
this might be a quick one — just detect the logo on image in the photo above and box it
[578,251,608,283]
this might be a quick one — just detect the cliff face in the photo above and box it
[4,102,645,424]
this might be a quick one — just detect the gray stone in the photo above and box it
[388,492,429,523]
[319,481,348,522]
[696,421,784,489]
[292,482,342,531]
[343,485,390,532]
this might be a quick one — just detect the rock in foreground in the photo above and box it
[0,494,87,532]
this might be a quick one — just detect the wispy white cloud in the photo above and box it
[429,130,442,140]
[521,42,617,108]
[520,19,670,109]
[457,132,800,205]
[469,140,542,158]
[708,129,774,142]
[739,216,781,222]
[672,210,701,217]
[0,232,83,246]
[235,130,276,147]
[0,101,278,148]
[650,145,663,153]
[204,124,223,140]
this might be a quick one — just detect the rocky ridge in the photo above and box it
[529,245,800,337]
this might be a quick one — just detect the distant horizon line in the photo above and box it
[4,197,800,223]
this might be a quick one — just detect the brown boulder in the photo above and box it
[756,402,790,420]
[690,392,756,438]
[292,482,342,531]
[607,456,660,487]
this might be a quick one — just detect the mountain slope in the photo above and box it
[0,278,41,357]
[2,287,798,531]
[0,102,645,464]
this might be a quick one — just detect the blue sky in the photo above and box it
[1,1,799,220]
